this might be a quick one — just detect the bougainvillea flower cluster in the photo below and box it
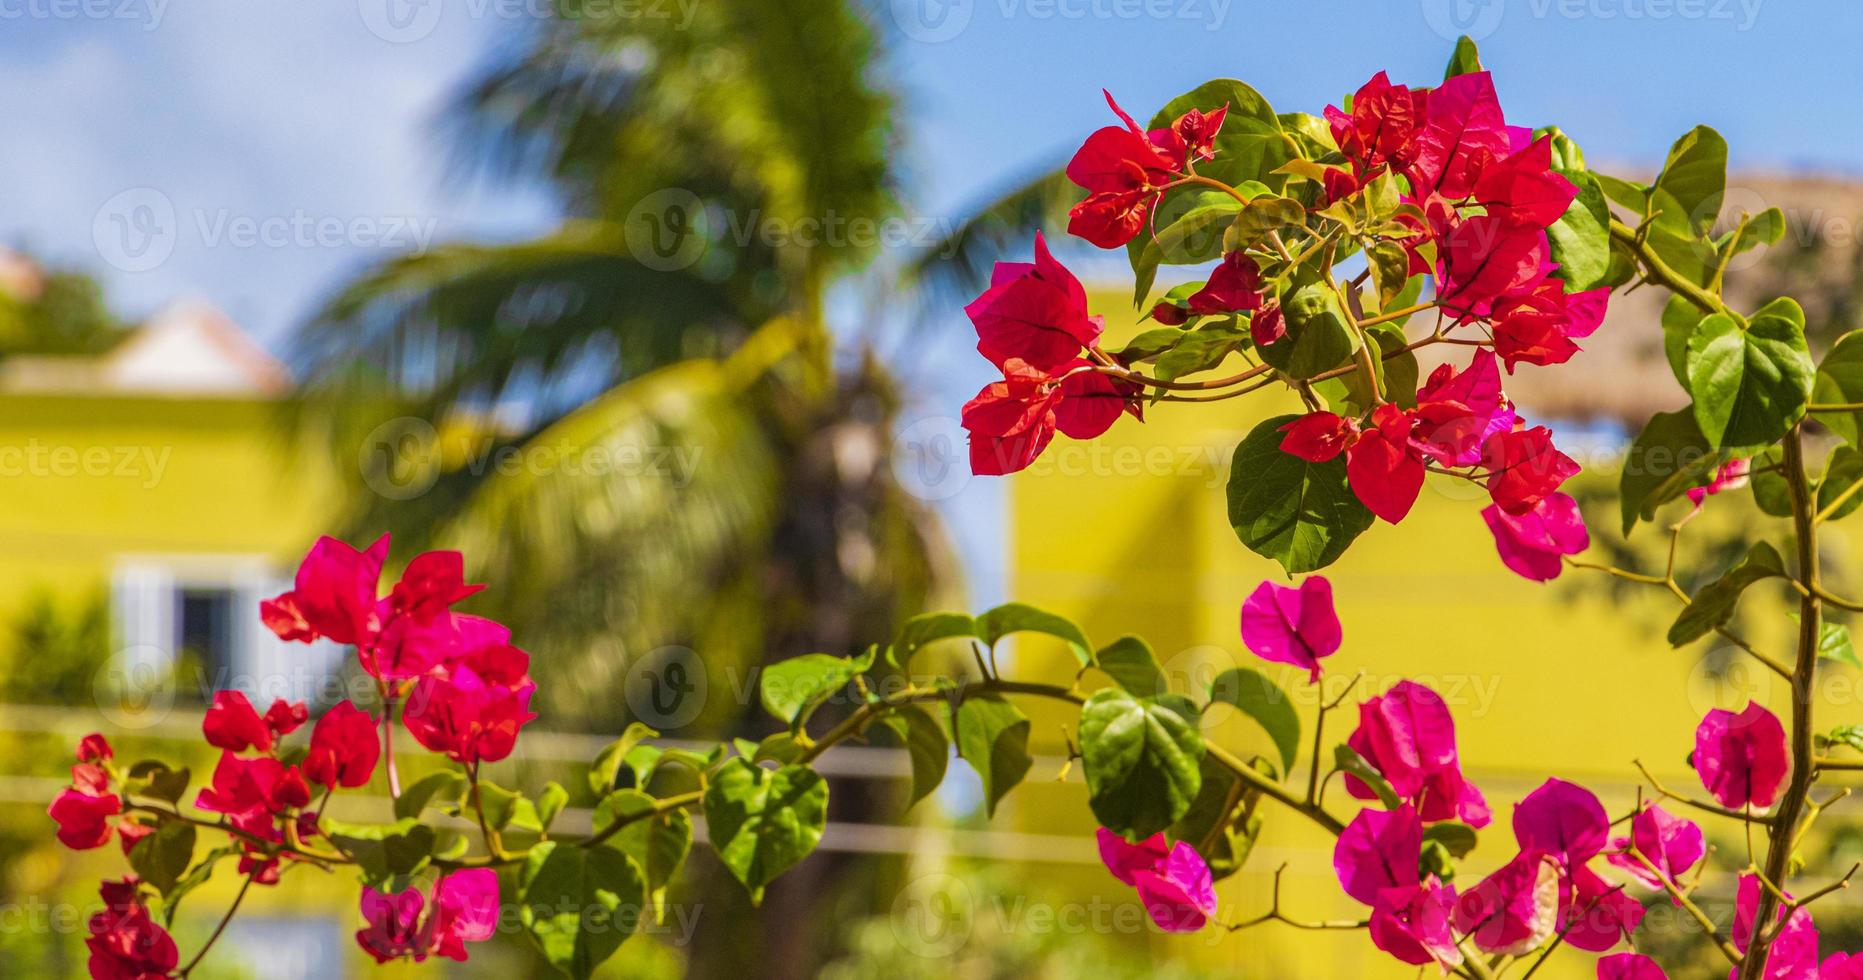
[1094,828,1217,932]
[1239,575,1341,683]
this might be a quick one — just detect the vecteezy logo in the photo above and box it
[92,188,177,273]
[890,873,974,957]
[889,0,973,43]
[624,188,710,272]
[359,0,443,43]
[1420,0,1506,41]
[94,646,177,730]
[893,416,970,502]
[358,417,442,501]
[625,646,708,730]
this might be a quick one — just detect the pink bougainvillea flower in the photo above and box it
[1187,251,1264,315]
[1239,576,1342,683]
[1687,457,1752,507]
[78,732,112,763]
[1511,778,1608,869]
[1326,71,1429,175]
[1482,491,1589,583]
[87,878,178,980]
[356,869,500,964]
[1694,702,1789,809]
[1483,426,1580,516]
[1560,864,1645,952]
[1369,876,1463,972]
[1435,213,1552,319]
[1334,804,1422,906]
[1605,803,1704,898]
[1469,136,1577,230]
[202,690,275,754]
[1279,411,1358,463]
[1824,953,1863,979]
[1408,71,1510,201]
[388,550,484,622]
[261,533,389,646]
[1347,404,1428,524]
[965,232,1104,372]
[263,698,309,737]
[1412,351,1516,467]
[962,357,1139,476]
[1598,952,1669,980]
[304,700,381,789]
[1345,681,1491,827]
[194,751,310,838]
[1490,281,1609,371]
[1454,850,1561,955]
[1094,828,1217,932]
[403,640,539,765]
[1730,874,1820,980]
[369,610,512,685]
[49,783,120,850]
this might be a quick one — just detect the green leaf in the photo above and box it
[1820,724,1863,753]
[588,722,658,797]
[879,703,949,810]
[1720,207,1787,258]
[974,603,1091,667]
[1593,172,1650,213]
[1548,171,1612,291]
[536,781,570,832]
[702,759,828,905]
[954,694,1032,817]
[1654,126,1728,237]
[477,779,544,833]
[1207,667,1301,773]
[1443,35,1484,79]
[1365,241,1410,307]
[1095,636,1165,695]
[889,612,976,667]
[1079,689,1204,839]
[1154,316,1252,384]
[1661,295,1706,388]
[323,817,437,887]
[396,770,469,821]
[1226,196,1307,250]
[1228,414,1375,572]
[752,732,806,766]
[1668,541,1787,646]
[760,653,863,727]
[592,790,693,916]
[127,821,195,896]
[123,760,189,805]
[520,840,646,978]
[1116,326,1191,363]
[1620,409,1724,536]
[1147,80,1293,193]
[1334,744,1401,810]
[1168,755,1264,882]
[1127,189,1236,306]
[1260,280,1355,381]
[1818,446,1863,521]
[1686,303,1813,450]
[1422,821,1479,859]
[1321,320,1415,417]
[160,846,236,928]
[1749,447,1792,517]
[1813,331,1863,448]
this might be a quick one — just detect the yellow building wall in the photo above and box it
[999,295,1863,977]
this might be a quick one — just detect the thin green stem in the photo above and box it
[178,870,255,978]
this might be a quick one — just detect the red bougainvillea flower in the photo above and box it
[304,700,381,789]
[1187,252,1264,315]
[966,232,1104,372]
[1687,457,1752,507]
[1345,681,1491,827]
[49,780,120,850]
[1454,850,1560,956]
[1369,876,1462,972]
[87,878,178,980]
[1481,491,1589,583]
[1150,105,1228,171]
[1598,952,1669,980]
[1512,778,1608,869]
[194,751,310,838]
[78,732,112,763]
[1824,953,1863,979]
[203,690,276,753]
[1407,71,1511,201]
[1325,71,1428,175]
[1066,92,1180,248]
[263,698,309,737]
[1605,803,1704,898]
[1434,212,1552,319]
[962,358,1139,476]
[403,640,539,765]
[370,611,510,685]
[1094,828,1216,932]
[1490,281,1610,371]
[1347,404,1429,524]
[1483,426,1580,515]
[261,534,389,646]
[1239,576,1341,683]
[1694,702,1789,809]
[1413,351,1515,467]
[357,868,500,964]
[388,549,485,621]
[1334,804,1422,906]
[1731,874,1821,980]
[1469,136,1577,230]
[1279,411,1358,463]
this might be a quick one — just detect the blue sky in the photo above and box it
[0,0,1851,347]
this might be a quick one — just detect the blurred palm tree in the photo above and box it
[289,5,1073,972]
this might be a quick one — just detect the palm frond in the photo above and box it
[905,166,1076,312]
